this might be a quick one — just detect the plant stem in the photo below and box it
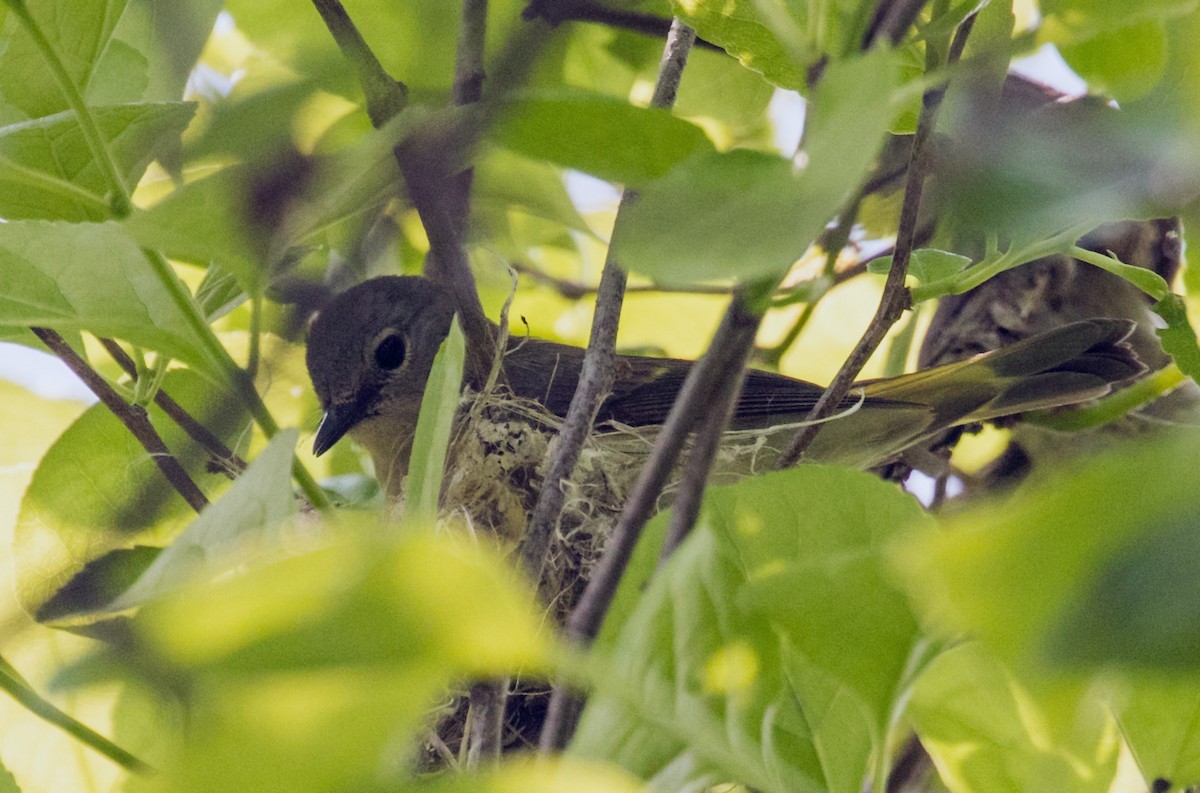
[775,6,970,469]
[101,338,247,477]
[15,0,325,505]
[310,0,408,126]
[0,656,154,774]
[521,18,697,583]
[32,327,209,513]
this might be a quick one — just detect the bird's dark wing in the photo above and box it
[502,338,905,429]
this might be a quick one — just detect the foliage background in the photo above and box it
[1,0,1200,792]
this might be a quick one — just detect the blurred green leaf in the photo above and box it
[574,466,931,793]
[123,169,267,294]
[0,221,220,374]
[0,102,195,221]
[667,0,813,90]
[135,529,551,793]
[1106,675,1200,790]
[13,370,243,615]
[616,49,899,282]
[111,429,298,610]
[0,0,140,119]
[0,760,17,793]
[909,642,1120,793]
[405,319,464,521]
[1058,20,1168,102]
[894,434,1200,669]
[473,149,592,236]
[1040,0,1197,42]
[493,92,715,186]
[867,248,972,284]
[1153,294,1200,383]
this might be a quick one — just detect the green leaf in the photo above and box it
[1058,19,1168,102]
[0,102,195,221]
[1106,675,1200,790]
[573,466,931,793]
[909,643,1120,793]
[0,0,136,119]
[1040,0,1197,42]
[867,248,972,284]
[473,149,593,236]
[13,370,244,615]
[123,168,267,294]
[668,0,810,90]
[405,318,465,523]
[0,759,18,793]
[616,49,899,283]
[134,529,551,793]
[110,429,298,610]
[493,92,716,186]
[0,220,220,375]
[1153,294,1200,383]
[893,434,1200,669]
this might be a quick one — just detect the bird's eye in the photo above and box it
[374,334,406,370]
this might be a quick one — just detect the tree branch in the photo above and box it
[99,338,247,478]
[520,18,697,585]
[310,0,408,126]
[32,328,209,514]
[774,11,974,469]
[522,0,723,52]
[539,285,763,750]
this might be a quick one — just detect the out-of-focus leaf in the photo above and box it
[419,757,645,793]
[223,0,525,97]
[1153,294,1200,383]
[0,759,18,793]
[493,92,715,186]
[135,529,551,793]
[473,149,592,236]
[909,642,1120,793]
[1106,675,1200,790]
[932,96,1195,244]
[0,221,221,375]
[123,168,268,294]
[111,429,298,610]
[616,49,899,282]
[1058,20,1168,102]
[13,370,244,616]
[573,466,931,793]
[894,434,1200,669]
[1040,0,1197,42]
[35,546,161,622]
[0,103,195,221]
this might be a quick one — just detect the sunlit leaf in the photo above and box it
[0,103,195,221]
[13,371,244,616]
[405,319,465,520]
[574,466,931,793]
[910,642,1120,793]
[110,429,298,610]
[1106,675,1200,790]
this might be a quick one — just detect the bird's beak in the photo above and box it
[313,402,364,457]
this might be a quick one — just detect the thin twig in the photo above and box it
[539,285,762,750]
[774,11,975,469]
[657,292,756,562]
[862,0,931,49]
[310,0,408,126]
[464,679,506,767]
[310,0,497,386]
[32,328,209,514]
[100,338,247,477]
[520,19,697,585]
[533,18,699,751]
[522,0,723,52]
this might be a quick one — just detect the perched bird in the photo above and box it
[306,276,1144,492]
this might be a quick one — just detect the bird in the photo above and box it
[305,275,1145,493]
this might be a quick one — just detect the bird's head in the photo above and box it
[305,276,456,458]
